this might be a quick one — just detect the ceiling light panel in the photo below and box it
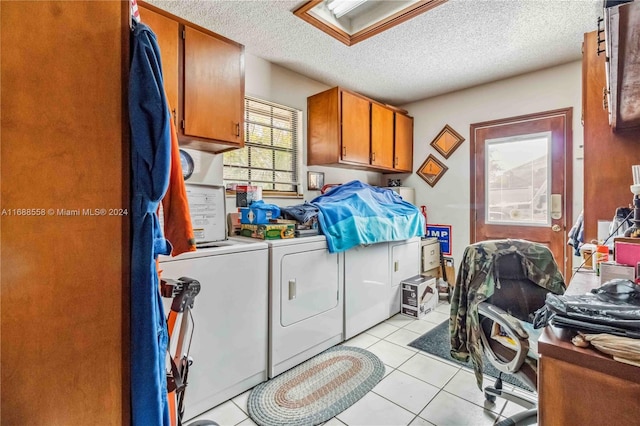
[327,0,369,18]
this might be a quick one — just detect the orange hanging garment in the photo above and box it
[161,110,196,257]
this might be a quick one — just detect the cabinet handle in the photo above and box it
[342,146,347,157]
[372,152,376,162]
[394,261,399,272]
[235,123,240,137]
[171,108,177,127]
[395,156,398,166]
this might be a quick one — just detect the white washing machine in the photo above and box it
[159,184,270,420]
[344,237,420,339]
[159,240,269,421]
[234,235,344,378]
[344,241,389,340]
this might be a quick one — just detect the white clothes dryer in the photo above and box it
[235,235,344,378]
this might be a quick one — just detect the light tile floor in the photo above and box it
[189,301,534,426]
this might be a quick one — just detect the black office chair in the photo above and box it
[452,240,565,426]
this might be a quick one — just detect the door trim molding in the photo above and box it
[469,108,573,274]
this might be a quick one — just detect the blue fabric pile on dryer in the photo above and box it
[310,180,425,253]
[280,202,319,223]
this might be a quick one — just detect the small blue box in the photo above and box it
[240,207,273,224]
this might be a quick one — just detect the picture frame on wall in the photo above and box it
[307,171,324,190]
[430,124,465,159]
[417,154,448,187]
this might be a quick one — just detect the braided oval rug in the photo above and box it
[247,346,385,426]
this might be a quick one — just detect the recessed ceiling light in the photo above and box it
[327,0,369,19]
[293,0,448,46]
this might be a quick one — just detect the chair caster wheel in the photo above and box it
[484,391,496,403]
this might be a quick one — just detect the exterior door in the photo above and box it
[470,109,573,277]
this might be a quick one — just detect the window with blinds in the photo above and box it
[223,97,300,194]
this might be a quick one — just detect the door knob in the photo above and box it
[552,224,561,232]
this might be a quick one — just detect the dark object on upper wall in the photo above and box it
[582,31,640,243]
[603,0,633,9]
[603,0,640,131]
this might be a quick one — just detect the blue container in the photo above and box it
[240,207,273,224]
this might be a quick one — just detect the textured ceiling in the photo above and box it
[147,0,602,106]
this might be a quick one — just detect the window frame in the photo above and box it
[223,96,302,197]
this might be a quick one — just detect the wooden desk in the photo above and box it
[538,271,640,425]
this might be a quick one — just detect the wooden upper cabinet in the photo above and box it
[308,87,341,166]
[138,5,179,124]
[605,1,640,131]
[582,30,640,241]
[307,87,412,173]
[137,1,245,153]
[371,103,394,168]
[394,113,413,172]
[341,91,371,165]
[183,26,244,148]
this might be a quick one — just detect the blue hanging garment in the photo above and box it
[129,20,173,426]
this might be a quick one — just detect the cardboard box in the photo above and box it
[235,185,261,207]
[580,243,597,269]
[227,212,241,236]
[401,275,437,319]
[240,224,294,240]
[443,256,456,285]
[240,207,273,224]
[599,261,636,285]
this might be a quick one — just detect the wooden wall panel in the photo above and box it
[539,356,640,426]
[1,1,129,424]
[583,31,640,242]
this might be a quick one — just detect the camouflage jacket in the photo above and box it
[449,239,566,389]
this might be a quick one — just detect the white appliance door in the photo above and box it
[344,242,389,339]
[280,248,340,326]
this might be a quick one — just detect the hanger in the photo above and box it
[130,0,141,31]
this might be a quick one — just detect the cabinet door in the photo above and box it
[138,6,179,125]
[371,103,394,168]
[184,26,243,145]
[340,91,370,165]
[394,113,413,172]
[583,31,640,241]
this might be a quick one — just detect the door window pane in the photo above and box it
[485,132,551,225]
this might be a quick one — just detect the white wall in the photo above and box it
[185,52,382,214]
[392,61,584,265]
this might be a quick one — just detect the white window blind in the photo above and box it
[223,97,300,193]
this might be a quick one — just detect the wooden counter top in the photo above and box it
[538,270,640,382]
[537,270,640,426]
